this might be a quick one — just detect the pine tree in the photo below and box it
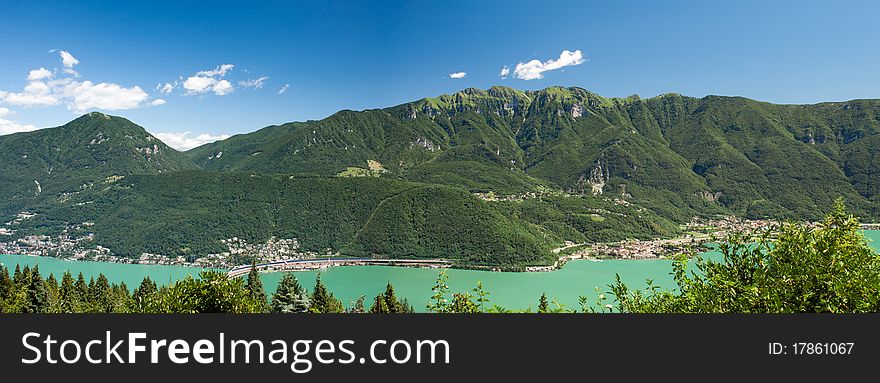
[93,274,112,313]
[347,295,366,313]
[382,282,402,313]
[74,272,88,311]
[24,266,48,313]
[245,263,268,310]
[21,265,31,288]
[111,283,131,313]
[309,275,344,313]
[45,273,60,313]
[59,271,77,313]
[12,264,23,287]
[0,265,12,304]
[538,293,549,313]
[270,273,310,313]
[398,297,415,313]
[369,294,389,313]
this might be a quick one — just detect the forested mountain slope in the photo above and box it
[189,86,880,220]
[3,87,879,266]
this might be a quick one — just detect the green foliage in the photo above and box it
[138,272,265,313]
[23,266,48,313]
[449,293,479,313]
[612,200,880,313]
[472,281,491,312]
[369,283,414,313]
[6,87,880,270]
[308,275,344,313]
[270,273,310,313]
[0,113,197,216]
[426,270,451,313]
[343,184,553,266]
[537,293,549,313]
[245,263,268,310]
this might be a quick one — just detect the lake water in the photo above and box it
[3,230,878,312]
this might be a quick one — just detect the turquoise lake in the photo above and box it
[3,230,878,312]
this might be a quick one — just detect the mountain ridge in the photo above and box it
[2,87,879,266]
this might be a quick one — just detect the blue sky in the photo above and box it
[1,0,879,149]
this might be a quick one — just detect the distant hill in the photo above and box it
[2,87,880,266]
[0,112,198,215]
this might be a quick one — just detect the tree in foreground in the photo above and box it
[537,293,549,313]
[612,199,880,313]
[309,275,344,313]
[271,273,310,313]
[427,270,451,313]
[151,271,266,313]
[245,263,269,311]
[369,283,414,313]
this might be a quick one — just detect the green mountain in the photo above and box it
[0,112,198,215]
[189,86,880,220]
[3,87,880,267]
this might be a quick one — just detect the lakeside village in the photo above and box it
[2,210,869,273]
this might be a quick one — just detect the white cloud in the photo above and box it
[0,108,39,135]
[513,49,585,80]
[59,50,79,68]
[196,64,234,77]
[59,81,150,112]
[1,49,154,115]
[182,65,237,96]
[278,84,290,94]
[152,131,231,151]
[499,65,510,79]
[449,72,467,79]
[150,99,166,106]
[212,79,233,96]
[0,81,60,107]
[158,82,174,94]
[239,76,269,89]
[28,67,53,81]
[183,76,218,94]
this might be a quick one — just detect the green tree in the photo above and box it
[24,266,48,313]
[0,265,12,311]
[427,270,451,313]
[245,263,269,311]
[537,293,549,313]
[612,199,880,313]
[12,264,23,288]
[347,295,367,313]
[74,272,88,310]
[369,294,389,313]
[270,273,310,313]
[130,277,159,313]
[382,282,403,313]
[472,281,491,312]
[309,275,344,313]
[45,273,61,313]
[398,297,415,313]
[151,271,265,313]
[92,274,113,313]
[450,292,478,313]
[58,271,78,313]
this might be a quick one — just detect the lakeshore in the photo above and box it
[3,230,879,312]
[2,215,780,273]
